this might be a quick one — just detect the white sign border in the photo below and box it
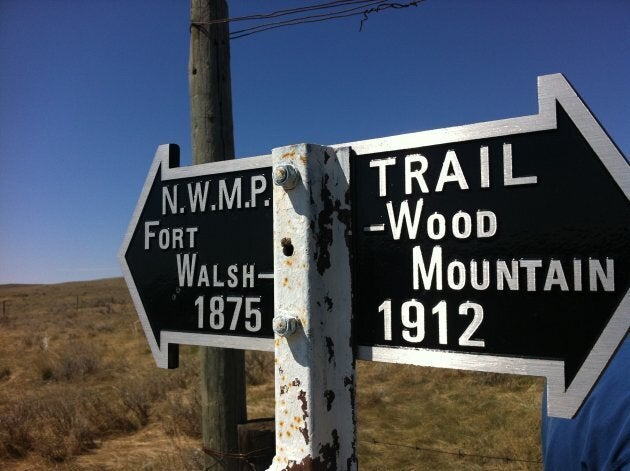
[347,73,629,418]
[118,147,275,369]
[120,74,629,418]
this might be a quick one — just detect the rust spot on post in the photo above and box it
[314,175,333,276]
[325,337,334,363]
[297,390,309,420]
[335,198,352,251]
[324,389,335,411]
[318,429,340,469]
[299,422,310,445]
[324,296,333,311]
[281,237,294,256]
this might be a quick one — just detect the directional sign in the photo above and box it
[347,74,629,418]
[121,74,627,417]
[119,145,274,368]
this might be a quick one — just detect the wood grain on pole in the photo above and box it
[189,1,246,470]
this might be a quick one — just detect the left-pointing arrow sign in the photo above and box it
[119,144,274,368]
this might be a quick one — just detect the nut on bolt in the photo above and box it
[273,164,300,190]
[273,314,299,337]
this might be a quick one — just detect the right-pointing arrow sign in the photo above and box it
[348,74,629,418]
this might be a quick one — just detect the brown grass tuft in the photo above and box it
[0,279,543,469]
[246,350,274,386]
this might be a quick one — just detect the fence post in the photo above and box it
[269,144,357,470]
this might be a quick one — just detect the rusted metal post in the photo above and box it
[269,144,357,470]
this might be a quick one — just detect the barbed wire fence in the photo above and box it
[366,438,542,466]
[202,436,542,469]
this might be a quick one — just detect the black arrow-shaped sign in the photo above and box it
[119,147,274,368]
[348,74,629,418]
[121,74,627,417]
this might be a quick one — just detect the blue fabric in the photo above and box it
[542,336,630,470]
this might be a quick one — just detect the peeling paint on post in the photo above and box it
[269,144,357,470]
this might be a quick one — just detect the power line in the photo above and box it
[230,0,390,39]
[203,0,383,24]
[189,1,424,40]
[358,2,422,31]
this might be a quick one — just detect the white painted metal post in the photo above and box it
[269,144,356,470]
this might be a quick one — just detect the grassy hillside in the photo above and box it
[0,279,542,470]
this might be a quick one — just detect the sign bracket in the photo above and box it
[269,144,357,469]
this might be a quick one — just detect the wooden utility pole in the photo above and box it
[189,1,246,470]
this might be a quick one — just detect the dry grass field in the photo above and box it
[0,278,543,470]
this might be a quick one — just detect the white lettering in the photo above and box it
[427,213,446,240]
[162,185,178,215]
[144,220,159,250]
[435,150,469,192]
[573,259,582,291]
[503,143,538,186]
[497,260,519,290]
[407,255,615,293]
[187,181,209,212]
[476,210,497,238]
[198,265,210,287]
[219,178,242,210]
[412,245,442,290]
[145,223,197,250]
[589,258,614,292]
[452,211,472,239]
[370,157,396,197]
[447,260,466,290]
[227,265,238,288]
[158,230,169,249]
[250,175,266,208]
[543,259,569,291]
[242,265,255,288]
[186,227,198,248]
[480,146,490,188]
[458,302,485,347]
[176,253,196,287]
[405,154,429,194]
[213,265,225,287]
[471,260,490,290]
[171,228,183,249]
[386,199,424,240]
[520,259,543,291]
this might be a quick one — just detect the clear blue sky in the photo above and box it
[1,0,628,284]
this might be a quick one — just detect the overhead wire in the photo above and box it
[201,0,384,24]
[189,1,424,40]
[229,0,390,39]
